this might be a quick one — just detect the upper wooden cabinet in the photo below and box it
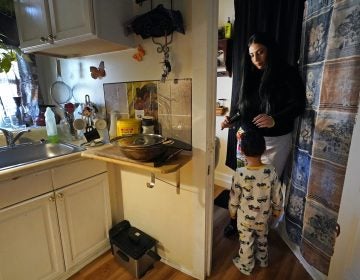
[13,0,135,58]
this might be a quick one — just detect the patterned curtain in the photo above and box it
[16,53,41,106]
[285,0,360,275]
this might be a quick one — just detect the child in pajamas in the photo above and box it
[228,130,283,275]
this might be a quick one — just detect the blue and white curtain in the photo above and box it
[285,0,360,274]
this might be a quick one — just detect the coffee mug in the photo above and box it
[94,118,107,130]
[73,118,86,130]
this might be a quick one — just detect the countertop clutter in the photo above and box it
[0,126,191,179]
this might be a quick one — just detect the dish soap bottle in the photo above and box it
[45,107,59,143]
[224,17,232,39]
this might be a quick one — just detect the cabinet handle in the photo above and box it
[49,196,55,202]
[56,193,64,199]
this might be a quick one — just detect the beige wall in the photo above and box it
[218,0,235,29]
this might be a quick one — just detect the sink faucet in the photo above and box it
[0,128,31,148]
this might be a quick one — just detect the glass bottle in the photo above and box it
[224,17,232,39]
[134,88,145,119]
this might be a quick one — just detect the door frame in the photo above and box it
[328,108,360,279]
[199,0,219,277]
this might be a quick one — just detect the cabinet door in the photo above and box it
[0,193,64,280]
[55,173,111,269]
[48,0,94,42]
[14,0,52,48]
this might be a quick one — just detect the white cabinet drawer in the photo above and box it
[0,170,53,209]
[52,159,107,189]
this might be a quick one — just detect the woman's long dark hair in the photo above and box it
[237,32,285,115]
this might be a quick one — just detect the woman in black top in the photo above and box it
[222,32,306,173]
[221,32,306,237]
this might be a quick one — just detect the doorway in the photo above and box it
[208,1,312,279]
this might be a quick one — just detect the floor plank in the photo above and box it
[69,186,312,280]
[214,184,226,199]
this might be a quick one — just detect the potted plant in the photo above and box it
[0,39,18,73]
[0,0,22,73]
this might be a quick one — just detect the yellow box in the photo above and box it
[117,119,141,136]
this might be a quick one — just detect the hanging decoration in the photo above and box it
[132,45,146,61]
[125,1,185,82]
[90,61,106,79]
[152,33,172,82]
[125,3,185,39]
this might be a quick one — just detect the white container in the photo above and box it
[109,111,120,139]
[45,107,59,143]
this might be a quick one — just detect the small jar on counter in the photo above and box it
[141,116,154,134]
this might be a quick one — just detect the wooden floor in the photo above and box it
[69,186,312,280]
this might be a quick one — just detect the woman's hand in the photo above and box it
[253,114,275,128]
[221,116,231,130]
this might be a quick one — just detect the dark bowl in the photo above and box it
[110,134,172,162]
[119,144,167,161]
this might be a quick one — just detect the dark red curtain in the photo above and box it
[225,0,305,170]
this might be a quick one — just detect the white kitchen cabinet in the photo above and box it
[0,159,111,280]
[0,169,53,209]
[55,173,111,270]
[13,0,52,49]
[0,192,65,280]
[14,0,135,57]
[51,158,107,190]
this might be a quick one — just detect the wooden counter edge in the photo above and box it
[81,149,192,174]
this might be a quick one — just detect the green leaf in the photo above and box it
[0,56,12,73]
[0,34,23,72]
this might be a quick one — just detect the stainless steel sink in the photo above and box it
[0,142,85,171]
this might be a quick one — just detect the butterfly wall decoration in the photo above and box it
[90,61,106,79]
[132,45,146,61]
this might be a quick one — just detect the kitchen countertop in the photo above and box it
[81,144,192,174]
[0,151,84,181]
[0,141,192,181]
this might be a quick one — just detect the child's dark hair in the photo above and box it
[240,130,266,157]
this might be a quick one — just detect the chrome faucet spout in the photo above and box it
[0,128,13,147]
[13,129,31,145]
[0,128,31,147]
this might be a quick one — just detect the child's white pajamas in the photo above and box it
[229,164,282,275]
